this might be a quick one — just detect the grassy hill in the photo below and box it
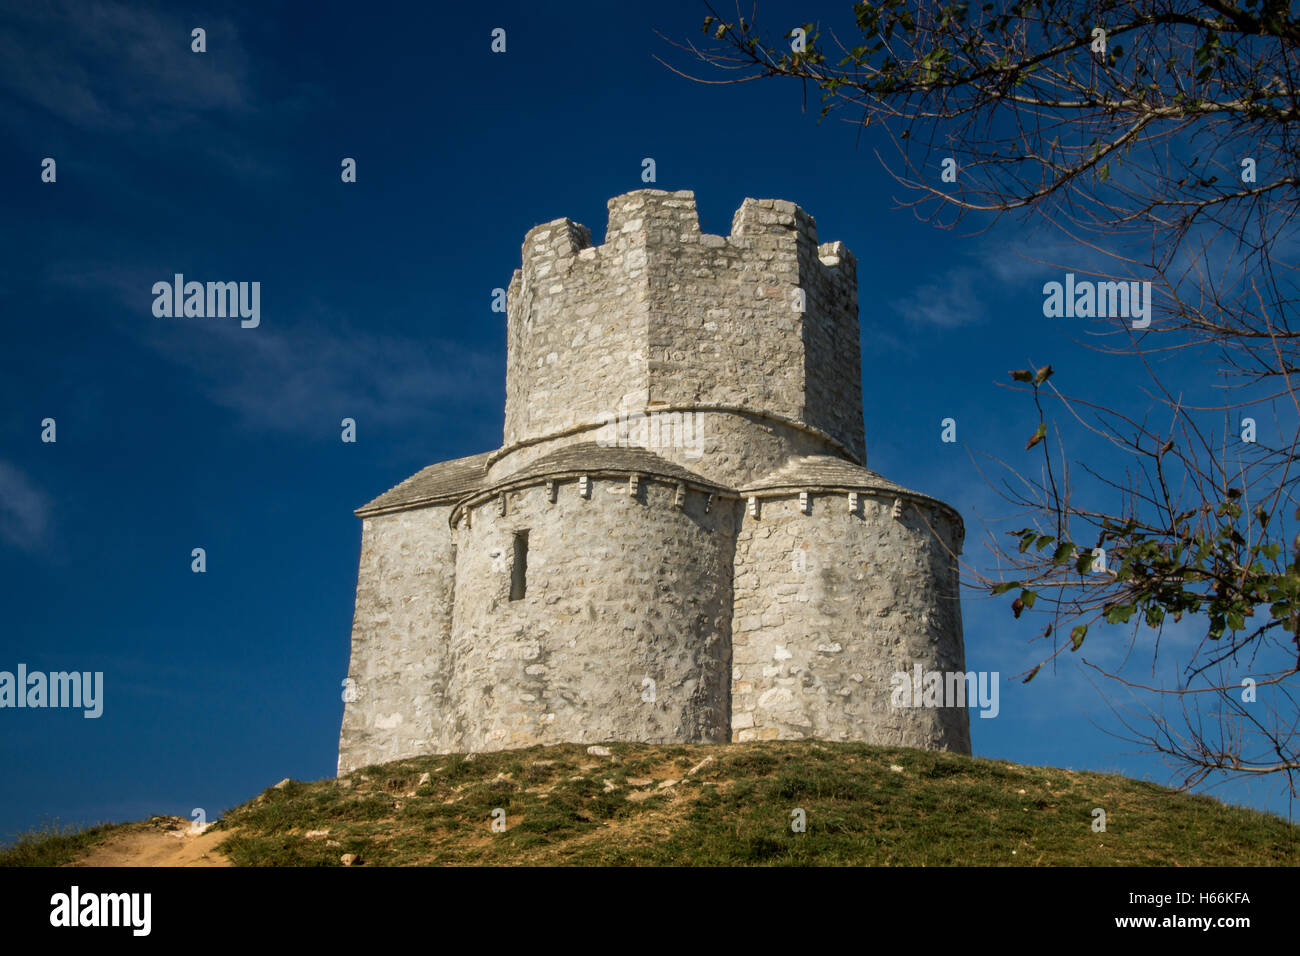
[6,740,1298,866]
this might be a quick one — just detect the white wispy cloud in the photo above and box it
[43,256,503,436]
[137,312,500,434]
[0,462,52,551]
[0,0,252,131]
[889,266,986,328]
[886,231,1121,328]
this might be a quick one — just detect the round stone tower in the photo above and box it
[337,189,970,772]
[732,458,968,750]
[446,445,737,752]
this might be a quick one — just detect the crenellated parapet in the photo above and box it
[503,190,864,465]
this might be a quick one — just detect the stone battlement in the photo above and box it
[516,190,857,269]
[504,190,863,464]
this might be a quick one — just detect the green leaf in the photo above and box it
[991,580,1021,595]
[1033,364,1054,385]
[1070,624,1087,650]
[1020,588,1037,609]
[1105,604,1135,624]
[1026,422,1047,450]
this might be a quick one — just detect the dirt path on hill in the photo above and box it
[67,816,233,867]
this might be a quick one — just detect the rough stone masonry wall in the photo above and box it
[641,192,803,423]
[503,214,650,446]
[795,236,863,464]
[447,477,737,752]
[731,493,970,753]
[643,191,867,469]
[485,410,843,492]
[338,506,457,773]
[501,191,864,475]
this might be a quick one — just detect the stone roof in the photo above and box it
[356,450,495,516]
[482,442,729,495]
[356,443,731,517]
[359,448,958,519]
[740,455,958,513]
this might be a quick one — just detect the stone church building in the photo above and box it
[338,189,968,773]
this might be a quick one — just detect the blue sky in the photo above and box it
[1,0,1293,840]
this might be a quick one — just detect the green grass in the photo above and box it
[8,742,1297,866]
[208,741,1299,866]
[0,819,129,867]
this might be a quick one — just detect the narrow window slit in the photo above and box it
[509,530,529,601]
